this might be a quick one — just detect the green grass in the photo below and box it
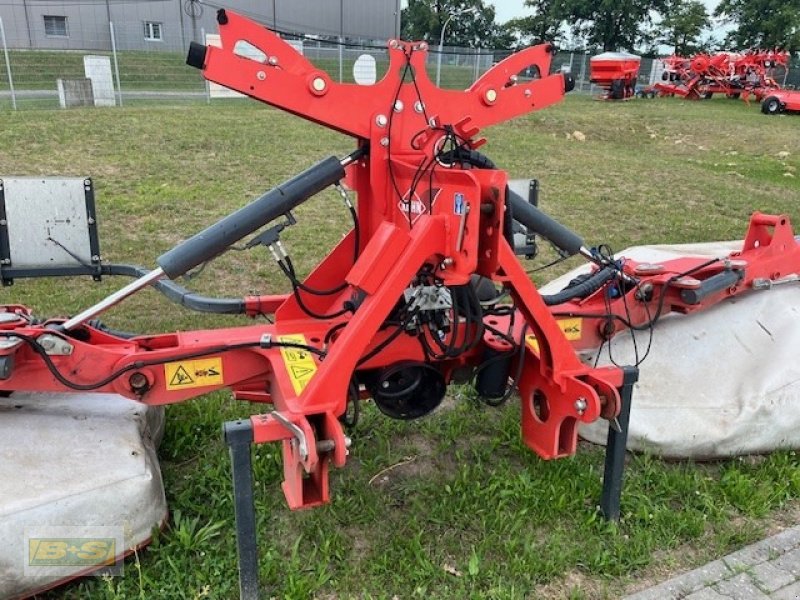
[0,94,799,599]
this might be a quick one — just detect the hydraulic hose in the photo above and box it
[540,267,617,306]
[157,150,363,279]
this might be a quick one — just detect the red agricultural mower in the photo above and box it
[653,49,789,101]
[2,11,800,598]
[761,89,800,115]
[589,51,641,100]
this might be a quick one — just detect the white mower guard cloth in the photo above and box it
[0,393,166,598]
[539,240,800,459]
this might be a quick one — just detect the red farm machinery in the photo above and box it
[652,49,789,101]
[2,10,800,598]
[589,51,642,100]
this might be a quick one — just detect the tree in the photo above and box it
[660,0,710,55]
[561,0,667,51]
[504,0,567,47]
[401,0,504,48]
[714,0,800,53]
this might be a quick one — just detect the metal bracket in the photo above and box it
[599,365,639,521]
[270,410,309,461]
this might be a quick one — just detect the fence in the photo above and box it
[1,15,798,111]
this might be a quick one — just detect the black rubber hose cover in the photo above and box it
[157,156,344,279]
[506,189,584,257]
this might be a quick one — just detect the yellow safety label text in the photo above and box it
[164,357,224,391]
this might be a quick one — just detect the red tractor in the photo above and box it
[590,52,641,100]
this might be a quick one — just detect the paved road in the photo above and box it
[626,525,800,600]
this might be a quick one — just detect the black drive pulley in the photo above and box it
[370,362,446,420]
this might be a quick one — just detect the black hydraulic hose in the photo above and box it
[102,264,247,314]
[157,152,361,279]
[506,189,585,257]
[540,267,617,306]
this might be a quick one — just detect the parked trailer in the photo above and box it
[590,52,641,100]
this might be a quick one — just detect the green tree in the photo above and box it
[504,0,567,47]
[660,0,710,55]
[401,0,504,48]
[561,0,667,51]
[714,0,800,52]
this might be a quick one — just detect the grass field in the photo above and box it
[1,93,799,599]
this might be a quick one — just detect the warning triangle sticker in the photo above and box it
[290,365,315,379]
[169,365,194,386]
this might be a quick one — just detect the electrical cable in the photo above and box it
[0,332,324,392]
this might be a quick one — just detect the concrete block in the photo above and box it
[56,78,94,108]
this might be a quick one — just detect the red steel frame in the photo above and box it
[0,11,798,518]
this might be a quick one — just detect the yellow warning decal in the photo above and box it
[278,334,318,395]
[558,318,582,341]
[164,357,224,391]
[525,318,582,355]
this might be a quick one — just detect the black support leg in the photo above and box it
[224,419,260,600]
[599,366,639,521]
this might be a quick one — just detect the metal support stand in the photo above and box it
[599,365,639,521]
[224,419,260,600]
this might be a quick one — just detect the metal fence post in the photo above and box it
[0,17,16,110]
[579,52,588,93]
[201,27,210,103]
[109,21,123,106]
[338,37,344,83]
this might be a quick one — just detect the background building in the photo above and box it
[0,0,401,51]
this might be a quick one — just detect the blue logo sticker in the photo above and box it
[454,192,465,215]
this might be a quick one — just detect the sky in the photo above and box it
[491,0,722,23]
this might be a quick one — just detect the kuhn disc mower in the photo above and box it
[2,11,800,598]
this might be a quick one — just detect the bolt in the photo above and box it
[389,39,400,49]
[316,439,335,453]
[268,56,278,65]
[256,71,266,81]
[129,372,150,393]
[441,257,454,269]
[394,100,404,112]
[381,380,390,389]
[524,89,532,98]
[419,42,428,50]
[375,114,388,127]
[39,337,55,351]
[485,88,498,103]
[414,101,424,113]
[380,137,389,147]
[312,77,326,92]
[574,397,588,415]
